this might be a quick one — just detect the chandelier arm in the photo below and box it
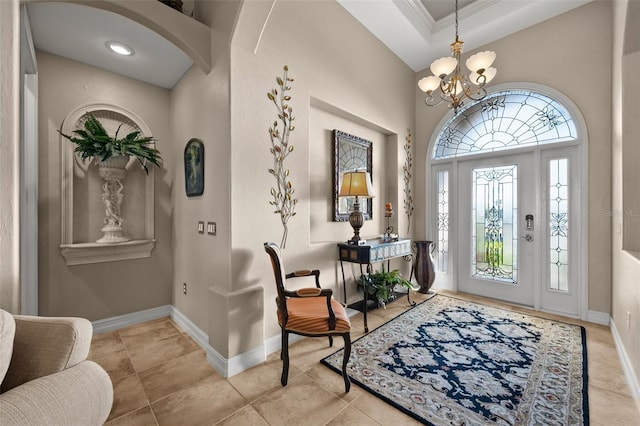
[466,87,489,102]
[472,73,487,86]
[425,95,444,107]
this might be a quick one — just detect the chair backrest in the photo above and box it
[264,242,287,314]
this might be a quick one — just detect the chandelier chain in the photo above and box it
[455,0,459,41]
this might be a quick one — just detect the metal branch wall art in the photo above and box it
[403,128,414,234]
[267,65,298,249]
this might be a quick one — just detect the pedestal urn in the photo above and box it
[96,155,130,243]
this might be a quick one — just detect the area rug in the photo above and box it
[321,294,588,425]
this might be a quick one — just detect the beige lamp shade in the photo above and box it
[418,75,441,94]
[339,171,374,198]
[430,56,458,78]
[470,67,497,86]
[465,50,496,72]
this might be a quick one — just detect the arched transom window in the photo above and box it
[432,90,578,160]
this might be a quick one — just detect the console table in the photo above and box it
[338,238,413,332]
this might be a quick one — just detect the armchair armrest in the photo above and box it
[0,361,113,426]
[286,269,321,288]
[1,316,92,392]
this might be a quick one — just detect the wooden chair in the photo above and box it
[264,242,351,392]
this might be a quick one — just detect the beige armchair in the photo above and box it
[0,310,113,425]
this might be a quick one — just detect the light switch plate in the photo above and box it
[197,221,205,234]
[207,222,216,235]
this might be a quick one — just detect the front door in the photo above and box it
[458,153,535,306]
[456,148,581,316]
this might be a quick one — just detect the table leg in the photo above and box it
[339,260,347,304]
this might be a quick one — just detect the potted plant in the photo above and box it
[360,265,413,308]
[58,112,161,174]
[58,112,162,243]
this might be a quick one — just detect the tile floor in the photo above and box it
[89,291,640,425]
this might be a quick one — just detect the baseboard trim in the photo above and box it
[91,305,277,378]
[610,319,640,400]
[586,310,610,325]
[91,305,172,334]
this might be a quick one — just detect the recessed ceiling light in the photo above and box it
[106,41,134,56]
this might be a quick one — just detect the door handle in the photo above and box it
[520,234,534,242]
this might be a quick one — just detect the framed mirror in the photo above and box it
[333,130,373,222]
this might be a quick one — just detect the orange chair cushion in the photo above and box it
[279,297,351,335]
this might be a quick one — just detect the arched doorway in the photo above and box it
[428,84,588,318]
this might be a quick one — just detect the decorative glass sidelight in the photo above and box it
[549,158,569,292]
[436,170,450,272]
[471,165,518,283]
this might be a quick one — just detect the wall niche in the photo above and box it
[59,103,156,265]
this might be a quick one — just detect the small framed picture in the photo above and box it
[184,138,204,197]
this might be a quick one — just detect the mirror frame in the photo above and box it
[333,130,373,222]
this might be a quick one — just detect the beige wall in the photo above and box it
[0,0,20,313]
[37,51,173,320]
[414,0,613,314]
[169,0,240,356]
[225,0,415,354]
[170,0,416,358]
[612,0,640,400]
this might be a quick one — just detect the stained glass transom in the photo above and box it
[436,170,449,273]
[549,158,569,292]
[472,165,518,283]
[433,91,577,160]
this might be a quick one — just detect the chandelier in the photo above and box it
[418,0,497,113]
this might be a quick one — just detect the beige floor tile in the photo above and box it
[304,363,362,402]
[585,324,615,344]
[92,346,136,381]
[89,332,135,381]
[119,318,183,350]
[90,330,126,359]
[252,374,347,426]
[138,349,221,403]
[214,405,269,426]
[127,333,199,372]
[588,385,640,425]
[228,357,287,402]
[108,374,150,422]
[152,376,247,426]
[90,294,640,426]
[285,335,346,374]
[351,391,424,426]
[105,405,158,426]
[325,405,381,425]
[118,317,176,336]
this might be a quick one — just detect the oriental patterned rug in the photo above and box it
[321,295,588,425]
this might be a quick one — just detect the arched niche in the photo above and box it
[59,103,156,265]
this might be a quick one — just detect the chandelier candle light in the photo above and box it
[418,0,497,113]
[339,171,374,244]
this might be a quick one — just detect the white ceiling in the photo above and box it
[25,0,593,89]
[338,0,593,71]
[26,2,192,89]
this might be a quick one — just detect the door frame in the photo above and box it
[426,83,589,320]
[20,6,39,315]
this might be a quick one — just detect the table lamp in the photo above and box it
[339,171,374,244]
